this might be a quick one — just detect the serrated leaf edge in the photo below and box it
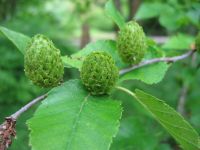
[27,79,123,150]
[135,89,200,149]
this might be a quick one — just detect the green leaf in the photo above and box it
[119,41,169,84]
[0,26,31,54]
[158,11,185,31]
[135,89,200,150]
[162,34,194,50]
[28,79,122,150]
[135,2,188,31]
[105,0,125,29]
[61,56,82,70]
[135,2,164,20]
[71,40,126,69]
[187,8,200,27]
[111,116,159,150]
[119,62,169,84]
[135,3,172,20]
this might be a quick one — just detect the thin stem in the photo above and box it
[10,94,48,120]
[119,49,196,75]
[115,86,136,98]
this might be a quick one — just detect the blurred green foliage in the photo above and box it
[135,0,200,33]
[0,0,200,149]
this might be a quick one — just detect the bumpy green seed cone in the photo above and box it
[24,34,64,88]
[81,51,119,95]
[117,21,146,64]
[195,32,200,52]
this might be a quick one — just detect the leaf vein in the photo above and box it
[66,94,90,149]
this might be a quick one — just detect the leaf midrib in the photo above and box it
[159,121,199,149]
[65,94,90,149]
[135,91,200,149]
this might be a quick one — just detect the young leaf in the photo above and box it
[119,62,169,84]
[134,89,200,150]
[27,80,122,150]
[0,26,30,54]
[105,0,126,29]
[71,40,126,69]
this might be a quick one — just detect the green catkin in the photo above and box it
[117,21,146,64]
[81,51,119,95]
[24,34,64,88]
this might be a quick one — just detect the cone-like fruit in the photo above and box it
[24,34,64,88]
[81,51,119,95]
[195,32,200,52]
[117,21,146,64]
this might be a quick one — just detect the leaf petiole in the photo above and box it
[115,86,136,98]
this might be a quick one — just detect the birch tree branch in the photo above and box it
[0,94,47,150]
[10,94,47,120]
[119,49,196,75]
